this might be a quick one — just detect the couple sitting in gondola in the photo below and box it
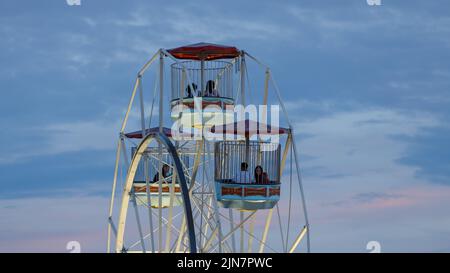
[233,162,270,184]
[185,80,219,98]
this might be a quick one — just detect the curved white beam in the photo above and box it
[115,132,197,253]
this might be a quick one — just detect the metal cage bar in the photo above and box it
[171,60,234,100]
[214,141,280,184]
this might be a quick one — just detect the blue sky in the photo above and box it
[0,0,450,252]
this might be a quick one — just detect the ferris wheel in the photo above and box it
[107,43,310,253]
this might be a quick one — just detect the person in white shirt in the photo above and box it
[234,162,251,184]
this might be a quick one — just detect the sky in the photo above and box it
[0,0,450,252]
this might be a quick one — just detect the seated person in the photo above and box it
[262,173,269,184]
[153,164,172,183]
[234,162,251,184]
[204,80,219,97]
[254,165,270,184]
[185,83,198,98]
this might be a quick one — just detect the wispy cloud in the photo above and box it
[294,107,439,187]
[0,118,118,165]
[0,193,108,252]
[324,191,405,207]
[286,4,450,49]
[309,184,450,252]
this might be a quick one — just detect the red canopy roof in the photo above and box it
[167,42,240,61]
[124,127,194,139]
[209,120,290,138]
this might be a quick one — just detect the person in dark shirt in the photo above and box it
[153,164,171,183]
[205,80,218,97]
[185,83,197,98]
[254,165,269,184]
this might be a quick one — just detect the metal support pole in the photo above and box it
[229,209,236,252]
[205,141,223,253]
[209,211,256,251]
[157,51,164,251]
[165,161,177,252]
[138,76,146,137]
[261,68,270,126]
[247,214,255,253]
[120,77,140,133]
[176,216,186,252]
[289,226,308,253]
[120,137,129,168]
[107,139,122,253]
[258,209,273,253]
[144,154,155,252]
[240,53,246,106]
[201,59,205,94]
[131,191,146,253]
[276,204,286,252]
[291,132,311,253]
[240,211,244,252]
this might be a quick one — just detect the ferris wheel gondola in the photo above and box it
[125,127,193,208]
[210,120,290,211]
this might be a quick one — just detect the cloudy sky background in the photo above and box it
[1,0,450,252]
